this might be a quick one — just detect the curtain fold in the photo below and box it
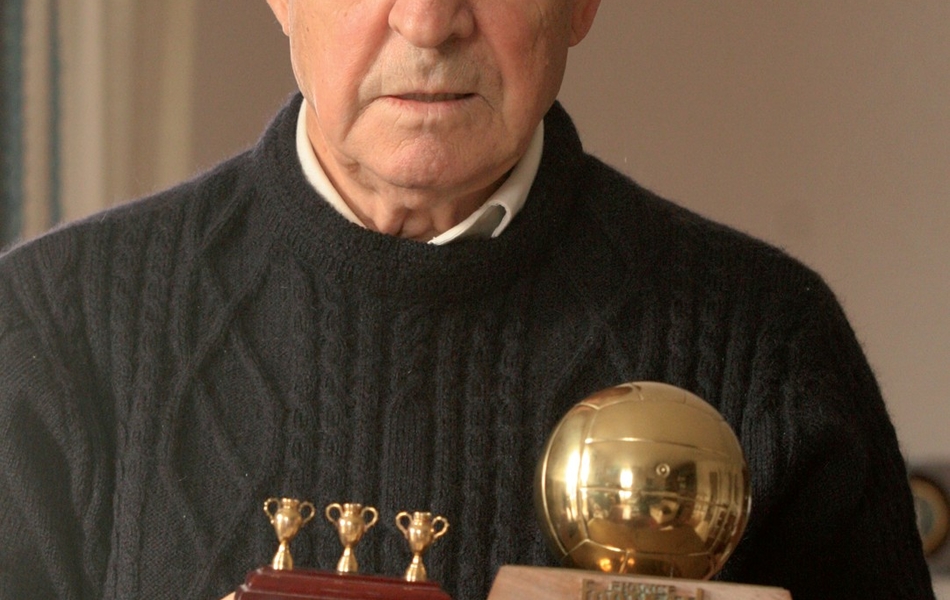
[1,0,61,248]
[1,0,26,247]
[1,0,196,247]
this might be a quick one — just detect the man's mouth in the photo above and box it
[395,93,473,102]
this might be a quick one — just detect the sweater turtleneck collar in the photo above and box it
[252,94,587,303]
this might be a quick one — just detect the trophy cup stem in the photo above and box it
[336,546,358,573]
[405,554,427,583]
[271,542,294,571]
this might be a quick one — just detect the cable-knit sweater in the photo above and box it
[0,96,933,600]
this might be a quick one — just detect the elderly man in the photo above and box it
[0,1,934,599]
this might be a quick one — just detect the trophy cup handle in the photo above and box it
[325,502,342,524]
[299,501,316,526]
[395,511,411,536]
[431,516,448,540]
[264,497,280,522]
[361,506,379,529]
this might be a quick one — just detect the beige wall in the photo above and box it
[558,2,950,463]
[69,4,949,463]
[190,0,296,173]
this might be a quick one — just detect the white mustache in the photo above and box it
[367,48,487,99]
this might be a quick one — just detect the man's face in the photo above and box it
[267,0,600,208]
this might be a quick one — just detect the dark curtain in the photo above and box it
[1,0,24,248]
[1,0,60,249]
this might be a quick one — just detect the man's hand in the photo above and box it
[220,594,235,600]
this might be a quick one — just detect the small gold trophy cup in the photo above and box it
[325,502,378,573]
[263,497,316,571]
[488,381,792,600]
[396,511,450,582]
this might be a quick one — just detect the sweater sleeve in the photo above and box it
[724,274,935,599]
[0,258,112,600]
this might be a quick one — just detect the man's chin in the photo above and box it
[375,152,505,194]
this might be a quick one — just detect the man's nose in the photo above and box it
[388,0,475,49]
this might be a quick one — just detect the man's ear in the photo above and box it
[266,0,291,36]
[569,0,602,46]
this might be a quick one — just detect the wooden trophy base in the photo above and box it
[235,567,453,600]
[487,565,792,600]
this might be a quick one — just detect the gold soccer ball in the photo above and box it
[534,382,751,579]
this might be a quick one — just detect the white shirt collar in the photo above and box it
[295,101,542,245]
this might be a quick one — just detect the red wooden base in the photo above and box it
[235,567,453,600]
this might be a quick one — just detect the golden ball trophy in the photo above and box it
[236,381,791,599]
[487,381,790,600]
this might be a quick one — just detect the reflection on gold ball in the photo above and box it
[534,382,751,580]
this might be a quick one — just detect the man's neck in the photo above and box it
[322,173,505,242]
